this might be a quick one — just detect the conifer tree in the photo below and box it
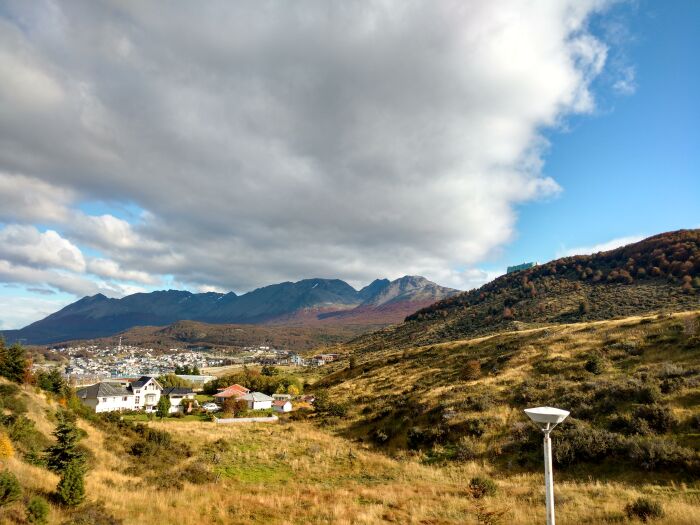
[57,460,84,507]
[45,411,85,474]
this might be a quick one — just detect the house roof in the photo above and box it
[131,375,161,389]
[272,399,291,407]
[213,384,249,398]
[242,392,274,402]
[76,382,132,399]
[162,387,194,396]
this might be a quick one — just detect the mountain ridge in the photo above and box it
[3,275,459,344]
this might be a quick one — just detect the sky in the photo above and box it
[0,1,698,329]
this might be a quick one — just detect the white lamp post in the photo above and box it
[524,406,570,525]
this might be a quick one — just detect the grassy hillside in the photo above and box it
[348,230,699,352]
[3,372,700,524]
[316,311,700,483]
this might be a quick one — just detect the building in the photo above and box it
[241,392,274,410]
[162,387,196,413]
[76,375,164,413]
[506,262,538,274]
[272,399,293,413]
[130,376,163,411]
[213,384,250,403]
[76,382,134,413]
[272,393,291,401]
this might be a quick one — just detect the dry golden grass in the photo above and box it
[4,311,700,524]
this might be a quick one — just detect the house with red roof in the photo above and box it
[213,384,250,402]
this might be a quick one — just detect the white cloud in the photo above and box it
[557,235,644,257]
[0,1,626,297]
[86,258,159,285]
[0,225,86,272]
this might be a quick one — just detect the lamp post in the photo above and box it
[524,406,570,525]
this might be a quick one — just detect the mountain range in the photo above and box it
[2,275,458,345]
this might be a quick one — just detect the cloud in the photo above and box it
[0,225,86,272]
[86,258,160,285]
[0,1,624,296]
[556,235,645,257]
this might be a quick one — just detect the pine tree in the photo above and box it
[57,460,84,507]
[156,396,171,419]
[0,341,28,383]
[45,411,85,474]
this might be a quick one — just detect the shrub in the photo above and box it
[180,462,216,484]
[63,501,122,525]
[462,360,481,380]
[454,436,478,462]
[0,470,22,507]
[468,476,498,499]
[407,426,444,450]
[625,438,697,473]
[633,405,676,433]
[26,495,50,524]
[553,421,623,467]
[0,432,13,460]
[625,497,664,522]
[584,354,604,374]
[608,415,651,436]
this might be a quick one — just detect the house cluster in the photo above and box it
[76,376,196,414]
[310,353,340,366]
[213,384,293,413]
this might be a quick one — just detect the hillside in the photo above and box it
[81,320,379,353]
[3,276,458,345]
[4,326,700,525]
[348,230,699,353]
[315,311,700,484]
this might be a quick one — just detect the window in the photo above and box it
[123,397,128,401]
[102,398,107,402]
[135,396,140,404]
[135,389,140,394]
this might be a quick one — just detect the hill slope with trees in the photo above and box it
[348,230,699,353]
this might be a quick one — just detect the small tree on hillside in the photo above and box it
[0,432,13,464]
[0,341,29,383]
[156,396,171,419]
[57,460,84,507]
[45,411,85,474]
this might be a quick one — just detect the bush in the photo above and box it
[584,354,604,374]
[608,415,651,436]
[625,497,664,522]
[468,476,497,499]
[462,360,481,380]
[633,405,676,433]
[553,421,623,467]
[0,470,22,507]
[26,495,50,524]
[454,436,479,462]
[63,502,122,525]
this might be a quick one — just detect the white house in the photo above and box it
[162,386,196,413]
[76,382,134,413]
[130,376,163,412]
[241,392,274,410]
[76,375,163,413]
[272,399,292,413]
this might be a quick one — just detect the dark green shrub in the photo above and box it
[63,501,122,525]
[407,426,444,450]
[26,495,50,524]
[625,497,664,522]
[0,470,22,507]
[372,428,390,445]
[468,476,497,498]
[625,438,698,473]
[553,421,623,467]
[454,437,478,462]
[180,462,216,484]
[608,415,651,436]
[633,405,676,433]
[584,354,604,374]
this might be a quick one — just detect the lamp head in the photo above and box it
[524,406,570,432]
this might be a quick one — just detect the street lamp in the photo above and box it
[524,406,570,525]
